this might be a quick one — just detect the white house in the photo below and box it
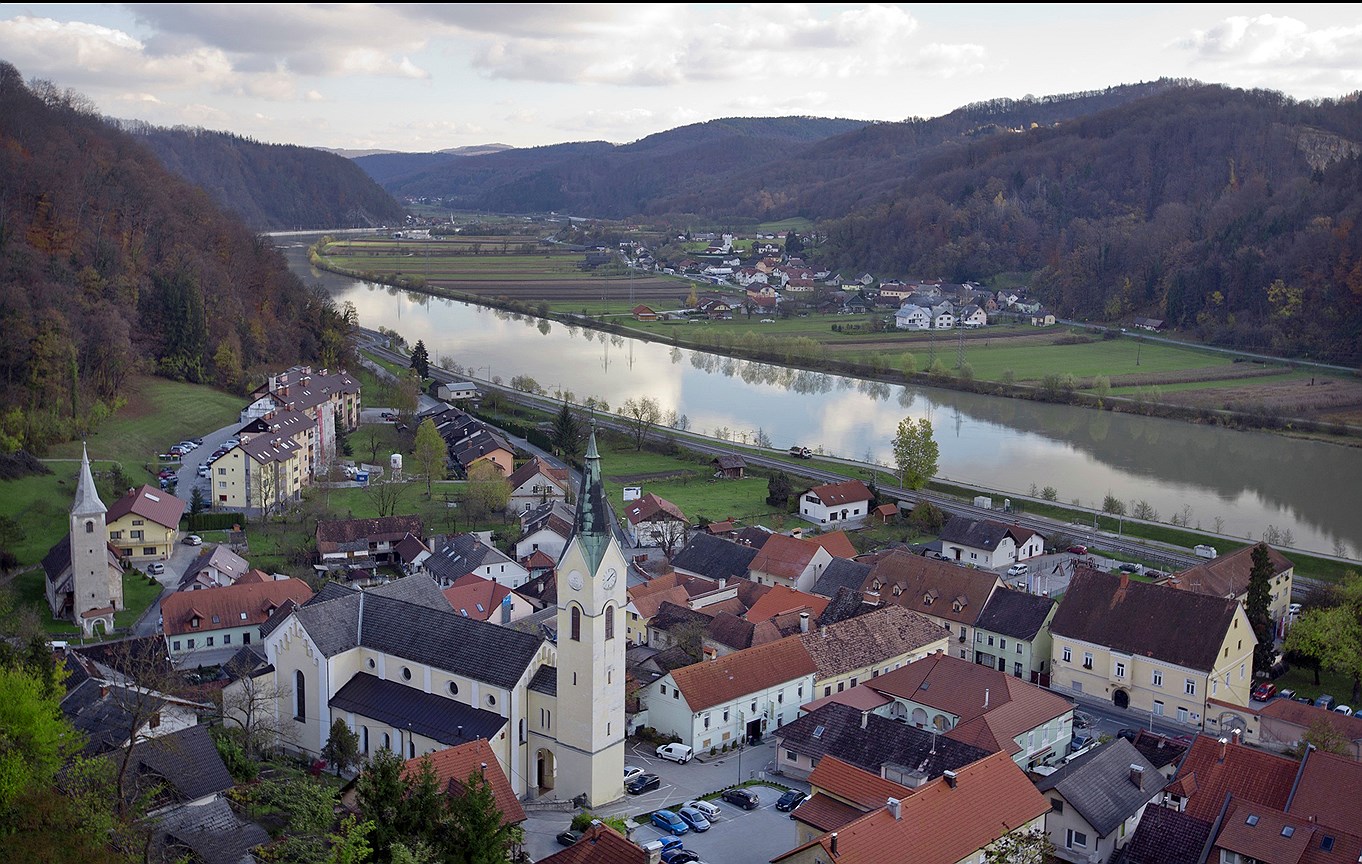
[1035,738,1162,863]
[177,546,251,591]
[930,303,956,329]
[427,533,530,589]
[516,501,575,563]
[956,305,988,328]
[894,305,930,330]
[506,456,570,515]
[938,516,1044,569]
[623,493,689,549]
[645,638,817,753]
[799,480,873,527]
[161,576,314,665]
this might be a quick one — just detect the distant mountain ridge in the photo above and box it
[319,143,513,160]
[121,123,407,231]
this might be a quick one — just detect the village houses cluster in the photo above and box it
[39,345,1352,864]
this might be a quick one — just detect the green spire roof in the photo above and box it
[573,427,610,574]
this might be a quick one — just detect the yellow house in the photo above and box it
[1160,543,1295,638]
[1049,569,1256,728]
[212,433,305,513]
[106,485,186,560]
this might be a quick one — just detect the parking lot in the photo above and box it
[628,784,801,864]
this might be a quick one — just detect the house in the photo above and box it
[798,605,950,698]
[235,407,318,486]
[428,533,530,589]
[43,446,124,636]
[746,585,830,626]
[956,304,988,328]
[930,303,956,329]
[799,480,873,527]
[748,534,833,592]
[212,431,306,512]
[435,381,480,402]
[1049,568,1256,728]
[1126,729,1190,779]
[60,653,205,754]
[240,365,362,470]
[516,501,575,563]
[630,304,658,321]
[402,737,526,827]
[871,503,898,524]
[623,493,689,549]
[972,589,1057,682]
[939,515,1044,567]
[893,305,930,330]
[645,637,817,752]
[1256,697,1362,760]
[807,530,857,560]
[791,755,920,841]
[773,751,1049,864]
[506,456,571,514]
[425,406,515,476]
[857,549,1004,660]
[710,454,746,479]
[1037,738,1163,863]
[669,533,760,581]
[442,573,535,624]
[537,823,644,864]
[105,485,186,560]
[315,515,425,573]
[1030,311,1057,326]
[161,577,313,665]
[176,546,250,591]
[119,724,235,815]
[1161,543,1295,637]
[1132,317,1164,331]
[853,651,1075,769]
[394,532,432,575]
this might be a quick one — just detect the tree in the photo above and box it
[1040,486,1058,501]
[908,500,947,534]
[1101,494,1126,516]
[189,485,207,516]
[1285,604,1362,700]
[356,748,407,864]
[392,371,421,420]
[409,340,430,379]
[365,479,411,519]
[256,462,277,524]
[621,396,662,450]
[1285,718,1353,758]
[784,230,804,257]
[323,718,361,777]
[447,768,521,864]
[220,654,296,759]
[983,827,1055,864]
[1247,542,1276,678]
[653,520,688,558]
[552,401,583,461]
[462,461,510,519]
[891,417,938,490]
[766,472,792,508]
[412,419,446,499]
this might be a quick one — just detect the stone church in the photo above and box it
[43,445,124,637]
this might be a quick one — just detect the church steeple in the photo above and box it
[73,443,106,516]
[572,427,611,575]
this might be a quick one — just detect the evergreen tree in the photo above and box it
[766,472,791,508]
[409,340,430,379]
[784,230,804,257]
[322,718,360,777]
[356,748,407,863]
[447,769,519,864]
[551,400,582,461]
[1247,542,1276,677]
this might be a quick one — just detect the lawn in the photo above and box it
[595,438,783,528]
[11,567,162,637]
[1274,664,1359,706]
[0,470,83,566]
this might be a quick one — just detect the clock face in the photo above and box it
[603,569,618,590]
[568,571,584,591]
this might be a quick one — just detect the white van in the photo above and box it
[1194,545,1218,559]
[656,743,694,764]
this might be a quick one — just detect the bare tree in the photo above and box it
[220,656,296,759]
[653,520,689,558]
[620,396,662,450]
[365,479,411,518]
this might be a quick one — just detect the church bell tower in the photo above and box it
[69,443,120,622]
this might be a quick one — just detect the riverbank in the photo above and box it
[311,242,1362,448]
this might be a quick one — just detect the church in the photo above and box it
[43,445,124,637]
[253,431,626,805]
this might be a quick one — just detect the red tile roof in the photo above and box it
[441,575,513,621]
[161,578,313,636]
[774,751,1047,864]
[629,584,692,620]
[624,493,687,526]
[1166,543,1294,600]
[750,534,824,581]
[792,792,868,833]
[106,485,186,529]
[668,637,816,712]
[1167,735,1299,822]
[1286,748,1362,832]
[807,531,857,559]
[860,549,1000,626]
[537,823,644,864]
[506,456,569,493]
[808,755,914,810]
[804,480,873,506]
[745,585,830,623]
[402,738,526,825]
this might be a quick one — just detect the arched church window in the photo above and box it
[604,605,615,639]
[571,606,581,641]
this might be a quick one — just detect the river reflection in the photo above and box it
[276,238,1361,558]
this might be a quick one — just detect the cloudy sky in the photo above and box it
[3,4,1359,152]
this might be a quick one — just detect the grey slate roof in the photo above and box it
[974,590,1056,641]
[669,533,758,581]
[290,589,544,689]
[811,557,871,599]
[309,580,358,604]
[1109,803,1212,864]
[368,574,453,610]
[777,701,990,779]
[1034,738,1163,837]
[938,516,1013,552]
[529,665,557,697]
[427,534,513,583]
[153,798,270,864]
[330,673,507,745]
[124,724,235,805]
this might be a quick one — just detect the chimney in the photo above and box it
[943,769,958,789]
[719,577,727,588]
[457,725,464,739]
[861,711,869,730]
[800,612,810,634]
[830,832,839,857]
[1218,737,1228,762]
[501,593,513,624]
[480,761,487,777]
[984,688,990,710]
[1129,764,1145,788]
[886,797,901,820]
[1231,727,1242,746]
[1119,573,1130,590]
[819,624,828,639]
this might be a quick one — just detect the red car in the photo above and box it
[1252,682,1277,702]
[1067,544,1088,555]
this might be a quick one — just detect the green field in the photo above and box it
[12,568,163,636]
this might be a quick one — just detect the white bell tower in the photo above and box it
[69,443,120,625]
[553,429,627,806]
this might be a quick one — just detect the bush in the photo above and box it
[211,728,259,782]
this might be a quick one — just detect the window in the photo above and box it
[1115,661,1126,678]
[187,638,195,648]
[109,531,122,540]
[1083,652,1093,670]
[1062,647,1072,663]
[1153,700,1165,716]
[143,547,156,556]
[362,726,369,753]
[295,670,306,720]
[1152,669,1163,687]
[449,681,459,696]
[218,467,226,476]
[1185,679,1196,696]
[1066,829,1088,850]
[1016,643,1023,654]
[206,636,214,646]
[824,686,832,698]
[402,667,412,681]
[132,519,143,526]
[1051,798,1064,813]
[605,605,615,639]
[704,714,711,729]
[1177,706,1189,723]
[486,694,496,707]
[987,635,994,646]
[243,632,251,644]
[570,606,581,641]
[798,685,804,699]
[1014,662,1023,677]
[172,641,181,651]
[786,749,798,761]
[85,520,94,533]
[1000,639,1007,651]
[1212,679,1218,695]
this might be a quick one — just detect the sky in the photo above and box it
[2,4,1360,153]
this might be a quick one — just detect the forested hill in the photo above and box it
[814,84,1362,363]
[0,63,356,453]
[362,116,869,214]
[123,123,407,231]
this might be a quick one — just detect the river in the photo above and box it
[275,236,1362,559]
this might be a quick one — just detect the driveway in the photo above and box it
[131,540,201,637]
[172,422,242,505]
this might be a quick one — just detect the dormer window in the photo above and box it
[923,594,933,605]
[892,585,902,596]
[191,617,200,628]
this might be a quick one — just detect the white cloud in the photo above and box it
[1176,15,1362,93]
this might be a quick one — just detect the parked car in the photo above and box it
[624,765,645,784]
[1070,733,1093,753]
[1251,682,1277,702]
[197,466,210,478]
[683,799,721,821]
[1289,603,1303,616]
[1117,562,1145,574]
[182,534,203,546]
[1116,728,1139,742]
[1067,544,1088,555]
[1293,694,1313,704]
[146,563,165,576]
[650,809,688,836]
[556,830,581,847]
[1072,710,1095,729]
[626,773,661,795]
[776,790,807,812]
[677,806,711,832]
[1336,705,1355,717]
[720,787,759,810]
[1315,694,1337,711]
[661,850,700,864]
[1006,563,1028,578]
[1278,688,1297,701]
[656,743,694,764]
